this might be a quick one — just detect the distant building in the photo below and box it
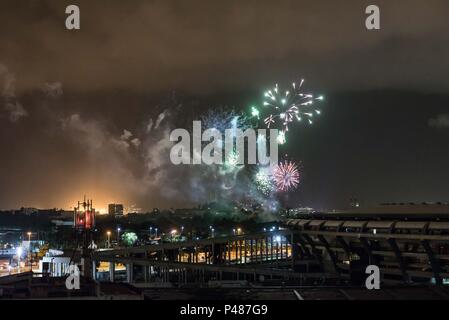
[108,204,124,217]
[58,210,74,220]
[126,204,142,214]
[21,208,38,216]
[51,219,74,227]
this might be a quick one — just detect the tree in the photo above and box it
[121,232,138,246]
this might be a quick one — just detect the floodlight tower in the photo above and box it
[73,196,96,278]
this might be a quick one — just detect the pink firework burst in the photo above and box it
[273,161,300,192]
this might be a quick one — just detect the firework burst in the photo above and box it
[273,160,301,192]
[254,167,276,195]
[225,150,241,169]
[263,79,323,132]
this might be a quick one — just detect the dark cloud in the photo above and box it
[0,0,448,95]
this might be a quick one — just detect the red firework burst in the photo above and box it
[273,160,300,192]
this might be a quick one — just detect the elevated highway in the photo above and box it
[91,213,449,286]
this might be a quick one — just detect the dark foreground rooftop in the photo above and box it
[0,273,143,300]
[141,285,449,300]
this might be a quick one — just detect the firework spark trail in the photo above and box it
[201,108,250,132]
[273,160,300,192]
[262,79,323,136]
[277,130,286,145]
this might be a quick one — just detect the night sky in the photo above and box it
[0,0,448,211]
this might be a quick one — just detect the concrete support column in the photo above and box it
[239,241,242,264]
[92,260,97,280]
[255,239,259,263]
[276,239,279,261]
[280,237,284,259]
[144,266,148,283]
[237,241,240,264]
[126,263,133,283]
[109,262,115,282]
[291,233,299,270]
[265,237,269,262]
[250,239,253,262]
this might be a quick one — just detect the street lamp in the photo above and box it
[117,227,121,244]
[211,228,215,238]
[149,226,153,237]
[155,228,158,238]
[107,231,111,248]
[232,228,236,235]
[237,228,242,235]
